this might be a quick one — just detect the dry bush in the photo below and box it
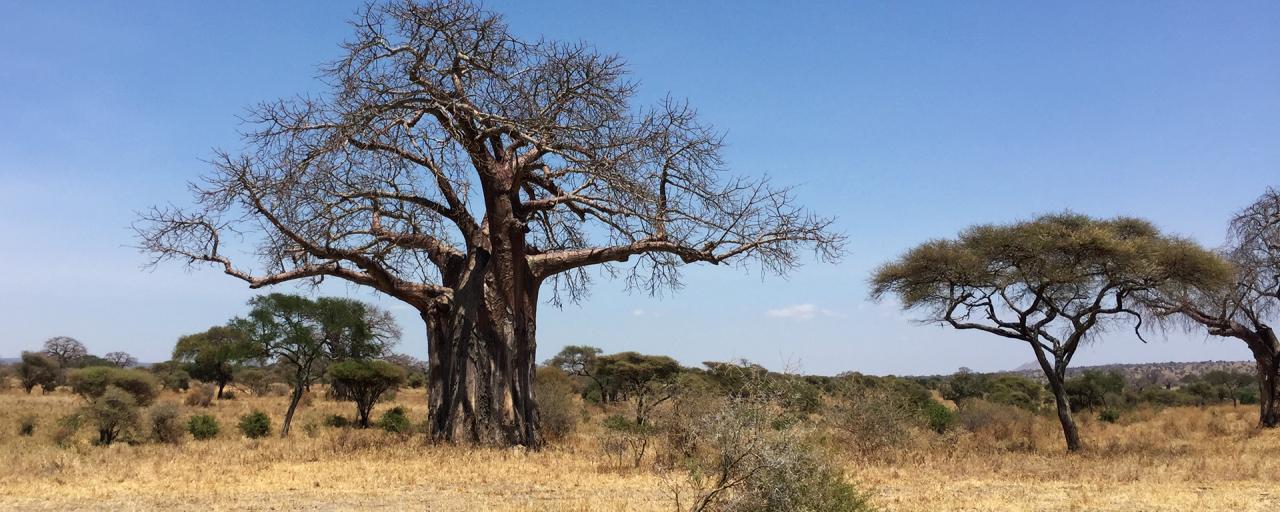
[268,383,291,397]
[663,391,870,511]
[184,385,214,407]
[148,402,184,444]
[18,414,36,437]
[52,413,82,447]
[535,367,580,443]
[954,399,1039,451]
[826,385,917,455]
[599,414,656,470]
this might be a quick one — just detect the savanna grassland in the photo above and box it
[1,386,1276,511]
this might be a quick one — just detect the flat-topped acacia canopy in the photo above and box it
[872,212,1227,451]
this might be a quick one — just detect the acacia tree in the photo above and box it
[19,351,60,394]
[595,352,682,426]
[173,325,256,399]
[871,213,1223,451]
[136,0,841,446]
[546,345,606,403]
[1144,189,1280,427]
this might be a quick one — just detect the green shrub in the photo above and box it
[187,414,220,440]
[238,410,271,438]
[324,414,351,428]
[923,400,955,433]
[84,386,140,445]
[377,406,412,434]
[1098,408,1120,423]
[148,402,184,444]
[68,367,159,406]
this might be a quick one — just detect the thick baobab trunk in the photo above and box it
[424,250,542,447]
[1242,327,1280,428]
[1252,350,1279,428]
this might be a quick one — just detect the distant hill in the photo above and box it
[1006,360,1255,387]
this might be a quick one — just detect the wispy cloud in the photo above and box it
[765,304,841,320]
[632,309,647,317]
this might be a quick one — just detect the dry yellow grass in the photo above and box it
[0,387,1277,511]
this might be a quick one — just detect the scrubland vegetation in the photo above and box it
[1,360,1277,511]
[5,0,1276,509]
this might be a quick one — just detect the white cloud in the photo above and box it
[765,304,841,320]
[632,309,647,317]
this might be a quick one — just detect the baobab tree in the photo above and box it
[871,213,1222,451]
[135,0,842,447]
[1144,188,1280,427]
[42,336,87,367]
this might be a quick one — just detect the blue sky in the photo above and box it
[1,1,1277,375]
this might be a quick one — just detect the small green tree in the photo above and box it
[18,351,60,394]
[545,345,606,402]
[327,360,405,428]
[595,352,682,426]
[151,361,191,391]
[83,386,140,445]
[1201,370,1255,407]
[941,368,991,402]
[1064,371,1125,412]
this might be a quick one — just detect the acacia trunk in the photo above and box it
[423,251,542,447]
[281,381,305,437]
[1049,382,1082,452]
[1034,348,1082,452]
